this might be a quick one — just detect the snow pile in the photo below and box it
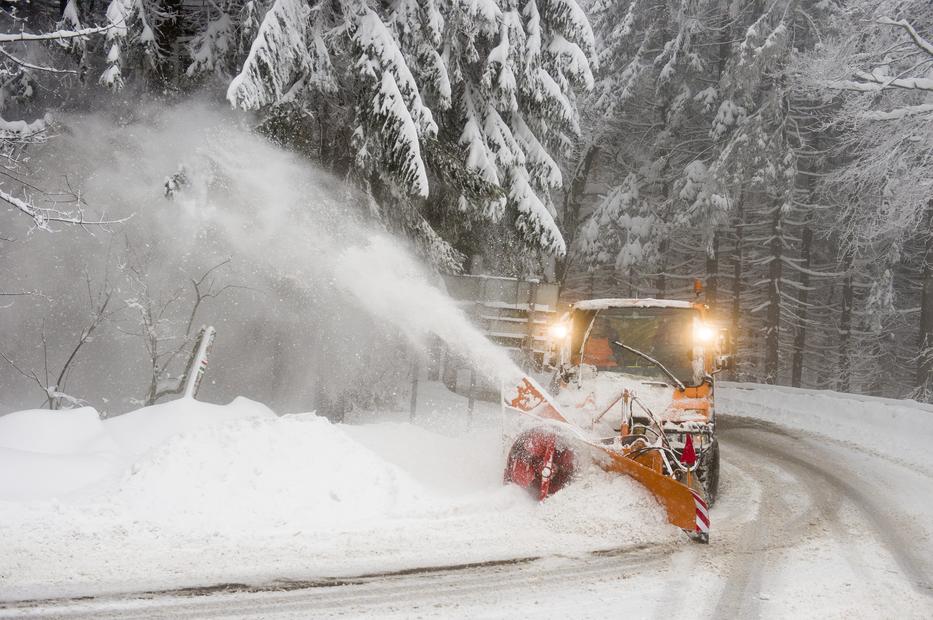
[719,382,933,472]
[0,406,111,454]
[114,414,426,533]
[0,398,277,501]
[0,407,117,501]
[105,396,277,455]
[0,393,673,600]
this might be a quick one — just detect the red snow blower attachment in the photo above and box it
[502,376,710,543]
[503,429,576,501]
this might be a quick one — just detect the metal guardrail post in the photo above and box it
[183,326,215,400]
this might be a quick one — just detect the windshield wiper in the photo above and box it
[612,340,686,391]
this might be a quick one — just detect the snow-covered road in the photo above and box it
[4,395,931,619]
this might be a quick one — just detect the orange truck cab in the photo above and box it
[548,298,731,503]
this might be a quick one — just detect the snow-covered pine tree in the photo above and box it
[806,0,933,398]
[99,0,166,89]
[221,0,596,270]
[568,0,843,387]
[569,0,734,304]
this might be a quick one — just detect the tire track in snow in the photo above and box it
[738,425,931,594]
[713,416,932,618]
[711,430,829,617]
[2,544,678,619]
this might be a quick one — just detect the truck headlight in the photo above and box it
[549,323,569,340]
[695,324,714,343]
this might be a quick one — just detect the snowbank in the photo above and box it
[114,414,427,533]
[0,407,118,500]
[0,398,276,501]
[0,392,672,600]
[104,396,277,455]
[0,406,111,454]
[718,382,933,472]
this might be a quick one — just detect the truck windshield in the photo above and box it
[576,306,699,385]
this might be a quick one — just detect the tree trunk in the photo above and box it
[731,197,745,375]
[556,145,598,286]
[917,203,933,395]
[816,284,835,388]
[791,224,812,387]
[838,254,854,393]
[706,232,719,312]
[764,205,782,383]
[656,258,667,299]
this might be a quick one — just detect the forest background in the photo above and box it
[1,0,931,414]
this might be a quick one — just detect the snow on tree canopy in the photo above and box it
[351,9,437,139]
[227,0,313,110]
[187,13,234,77]
[220,0,596,258]
[374,71,430,197]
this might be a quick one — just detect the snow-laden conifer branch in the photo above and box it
[459,87,500,187]
[373,72,430,197]
[510,167,566,256]
[99,0,164,90]
[512,116,562,189]
[187,13,234,77]
[227,0,313,109]
[352,9,437,138]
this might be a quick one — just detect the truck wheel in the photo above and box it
[697,438,720,506]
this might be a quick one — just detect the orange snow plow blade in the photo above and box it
[598,447,706,532]
[503,376,709,539]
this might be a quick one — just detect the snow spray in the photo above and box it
[334,235,522,383]
[2,101,521,411]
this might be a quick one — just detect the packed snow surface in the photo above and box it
[719,381,933,473]
[0,392,672,600]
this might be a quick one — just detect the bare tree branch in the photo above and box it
[1,187,130,231]
[0,349,44,392]
[863,103,933,121]
[827,71,933,93]
[0,24,115,44]
[877,17,933,58]
[0,48,78,75]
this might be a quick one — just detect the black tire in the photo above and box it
[696,438,720,506]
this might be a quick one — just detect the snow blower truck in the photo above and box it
[502,296,731,543]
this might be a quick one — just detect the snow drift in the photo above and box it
[719,382,933,473]
[0,394,672,600]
